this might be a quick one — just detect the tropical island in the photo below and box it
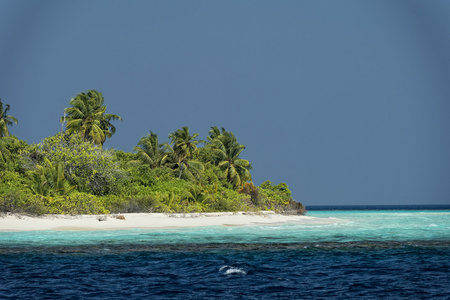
[0,90,305,216]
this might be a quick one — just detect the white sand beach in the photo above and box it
[0,212,345,231]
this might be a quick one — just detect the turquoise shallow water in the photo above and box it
[1,210,449,247]
[306,210,450,242]
[1,208,449,299]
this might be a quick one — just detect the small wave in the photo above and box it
[258,226,283,230]
[429,224,438,227]
[219,265,247,276]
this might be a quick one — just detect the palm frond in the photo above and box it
[63,90,122,146]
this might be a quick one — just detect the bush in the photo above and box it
[105,195,169,214]
[258,180,292,206]
[238,182,260,205]
[126,164,175,188]
[21,133,126,196]
[46,193,109,215]
[0,191,47,215]
[283,199,306,215]
[209,188,247,212]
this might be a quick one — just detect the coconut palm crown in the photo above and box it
[209,126,252,188]
[61,90,122,146]
[168,126,203,179]
[133,131,170,168]
[0,99,18,138]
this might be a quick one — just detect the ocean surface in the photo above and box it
[1,205,449,299]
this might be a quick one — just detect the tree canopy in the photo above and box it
[133,131,169,169]
[208,127,252,188]
[0,90,304,215]
[0,99,19,165]
[61,90,122,147]
[0,99,18,138]
[168,126,202,179]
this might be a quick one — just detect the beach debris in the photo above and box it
[97,215,107,222]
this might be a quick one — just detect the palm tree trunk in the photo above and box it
[178,161,185,179]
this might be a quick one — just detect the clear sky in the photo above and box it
[1,0,449,206]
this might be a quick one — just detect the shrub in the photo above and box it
[0,191,47,215]
[210,188,247,212]
[0,170,26,194]
[238,182,260,205]
[47,193,109,215]
[21,133,126,196]
[104,195,169,214]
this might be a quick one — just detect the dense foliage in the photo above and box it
[0,91,305,215]
[60,90,122,147]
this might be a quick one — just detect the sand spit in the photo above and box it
[0,211,346,232]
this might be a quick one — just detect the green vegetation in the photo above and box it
[0,99,19,164]
[0,90,305,215]
[60,90,122,147]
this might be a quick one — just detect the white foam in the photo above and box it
[220,265,247,275]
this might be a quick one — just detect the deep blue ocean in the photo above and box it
[1,205,449,299]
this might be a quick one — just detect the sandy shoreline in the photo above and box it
[0,211,344,232]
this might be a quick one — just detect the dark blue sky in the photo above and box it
[1,0,449,205]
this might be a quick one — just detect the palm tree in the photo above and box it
[26,158,75,197]
[0,99,19,164]
[168,126,203,179]
[207,126,223,144]
[61,90,122,146]
[209,127,252,188]
[185,184,212,204]
[133,131,169,168]
[0,138,13,163]
[0,99,18,138]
